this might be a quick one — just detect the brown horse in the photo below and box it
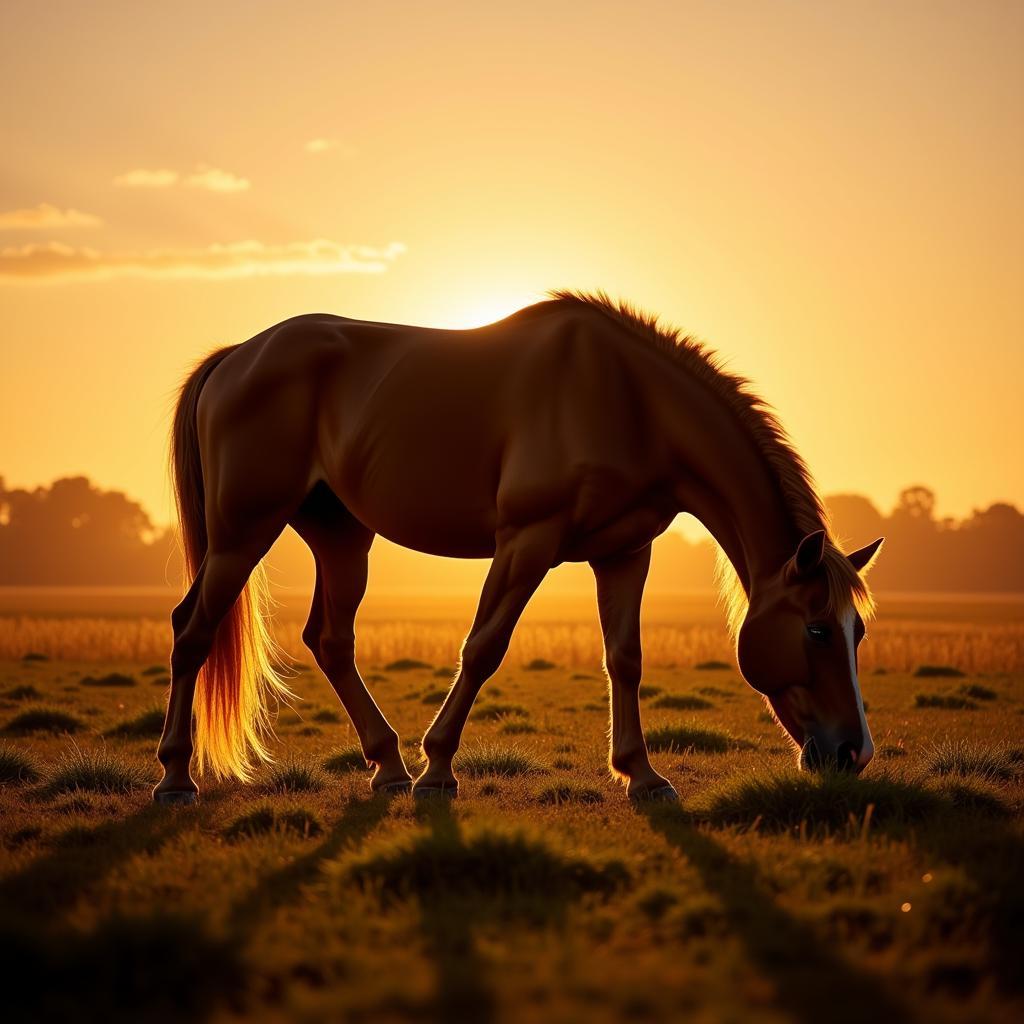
[154,292,883,803]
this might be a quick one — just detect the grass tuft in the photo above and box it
[264,758,327,793]
[0,741,42,785]
[524,658,557,671]
[80,672,136,688]
[21,652,49,662]
[322,745,368,774]
[932,777,1010,816]
[456,742,548,777]
[4,707,86,735]
[914,665,966,678]
[224,805,323,841]
[420,687,448,705]
[689,767,1010,833]
[959,683,997,701]
[140,665,166,676]
[697,685,734,698]
[471,702,529,722]
[695,660,731,671]
[638,685,662,699]
[915,693,978,710]
[691,769,931,831]
[920,740,1017,782]
[646,721,750,754]
[345,823,627,908]
[2,685,42,701]
[312,709,342,724]
[652,694,714,711]
[536,782,604,805]
[45,745,149,795]
[104,708,165,739]
[384,658,432,672]
[500,721,538,735]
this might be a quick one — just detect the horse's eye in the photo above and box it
[807,624,830,643]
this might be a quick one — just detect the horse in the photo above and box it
[154,291,883,804]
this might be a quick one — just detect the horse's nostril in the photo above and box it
[836,741,859,772]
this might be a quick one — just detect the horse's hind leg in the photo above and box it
[292,496,412,793]
[592,545,677,801]
[415,522,561,796]
[155,523,284,802]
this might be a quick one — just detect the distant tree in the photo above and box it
[825,494,885,547]
[2,474,1023,592]
[0,476,176,585]
[893,486,937,521]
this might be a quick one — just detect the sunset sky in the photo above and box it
[2,1,1021,536]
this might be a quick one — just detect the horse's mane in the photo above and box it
[546,289,875,636]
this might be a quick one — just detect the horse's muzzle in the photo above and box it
[800,736,862,774]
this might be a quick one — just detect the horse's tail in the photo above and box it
[171,346,290,782]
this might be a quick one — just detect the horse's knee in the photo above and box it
[606,643,642,689]
[318,631,355,677]
[170,623,214,678]
[460,633,505,682]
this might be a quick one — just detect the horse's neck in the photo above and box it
[660,379,805,595]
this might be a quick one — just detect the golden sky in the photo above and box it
[1,1,1022,534]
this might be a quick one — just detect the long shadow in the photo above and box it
[412,800,496,1024]
[640,804,911,1024]
[226,792,394,935]
[0,800,203,924]
[1,797,233,1024]
[911,811,1024,993]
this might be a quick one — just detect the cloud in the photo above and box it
[0,203,102,229]
[184,165,250,193]
[0,239,407,282]
[305,138,341,154]
[304,138,357,158]
[112,168,180,188]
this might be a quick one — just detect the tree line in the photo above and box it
[1,476,1021,592]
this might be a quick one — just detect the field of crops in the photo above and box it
[1,592,1022,1023]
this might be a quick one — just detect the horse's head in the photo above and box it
[737,530,883,773]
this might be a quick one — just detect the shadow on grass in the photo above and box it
[412,802,495,1024]
[0,800,237,1023]
[0,802,201,923]
[649,768,1024,999]
[1,911,242,1024]
[345,799,627,1023]
[226,792,393,934]
[640,802,912,1024]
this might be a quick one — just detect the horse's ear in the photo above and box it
[847,537,884,574]
[786,530,826,581]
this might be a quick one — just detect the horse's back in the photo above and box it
[198,305,670,556]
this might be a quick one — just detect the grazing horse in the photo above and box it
[154,292,883,803]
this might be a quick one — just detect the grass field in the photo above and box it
[1,595,1023,1023]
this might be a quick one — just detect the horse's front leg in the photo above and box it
[414,521,560,796]
[592,545,677,801]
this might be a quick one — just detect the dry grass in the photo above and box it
[1,593,1023,1023]
[3,609,1022,673]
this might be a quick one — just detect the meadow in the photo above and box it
[1,592,1022,1023]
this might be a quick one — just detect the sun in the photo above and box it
[435,292,539,329]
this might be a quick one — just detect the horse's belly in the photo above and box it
[351,491,498,558]
[328,441,501,558]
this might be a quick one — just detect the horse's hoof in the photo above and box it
[153,790,198,806]
[412,784,458,800]
[632,784,679,803]
[375,779,413,795]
